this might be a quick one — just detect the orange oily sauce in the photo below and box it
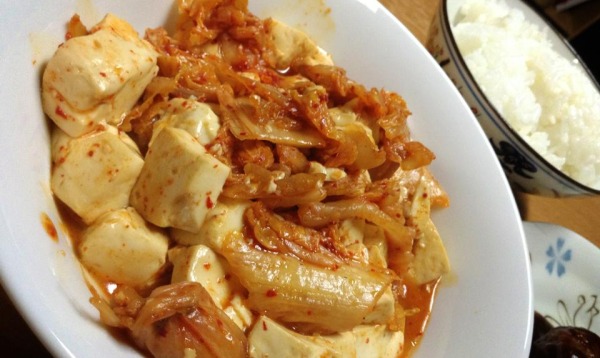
[40,212,59,242]
[400,278,440,357]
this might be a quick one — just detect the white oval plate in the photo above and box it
[524,221,600,333]
[0,0,532,357]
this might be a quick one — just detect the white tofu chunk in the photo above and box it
[265,19,333,70]
[408,180,451,284]
[150,98,221,147]
[249,318,403,358]
[51,125,144,224]
[362,287,395,324]
[329,107,385,169]
[42,14,158,137]
[79,207,169,287]
[338,218,369,265]
[329,106,359,127]
[171,198,250,251]
[130,127,231,232]
[352,324,404,357]
[225,295,254,331]
[169,245,253,330]
[249,316,355,358]
[169,245,233,305]
[367,245,388,269]
[363,223,389,268]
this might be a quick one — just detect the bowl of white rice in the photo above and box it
[427,0,600,196]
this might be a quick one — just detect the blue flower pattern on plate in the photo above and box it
[545,237,572,277]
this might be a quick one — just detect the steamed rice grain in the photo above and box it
[452,0,600,189]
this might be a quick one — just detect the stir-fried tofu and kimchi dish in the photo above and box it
[42,0,451,356]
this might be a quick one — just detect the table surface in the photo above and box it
[3,0,599,355]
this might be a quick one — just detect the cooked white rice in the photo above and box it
[452,0,600,189]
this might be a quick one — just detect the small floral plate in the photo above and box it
[524,221,600,333]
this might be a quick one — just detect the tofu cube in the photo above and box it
[171,198,250,250]
[249,316,355,358]
[352,324,404,357]
[408,179,450,284]
[150,98,221,147]
[169,245,253,330]
[51,125,144,224]
[79,207,169,287]
[264,19,333,70]
[170,245,235,307]
[224,296,255,332]
[130,127,231,232]
[363,223,389,268]
[339,218,369,264]
[42,14,158,137]
[362,287,395,324]
[249,318,403,358]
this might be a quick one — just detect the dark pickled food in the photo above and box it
[531,312,600,358]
